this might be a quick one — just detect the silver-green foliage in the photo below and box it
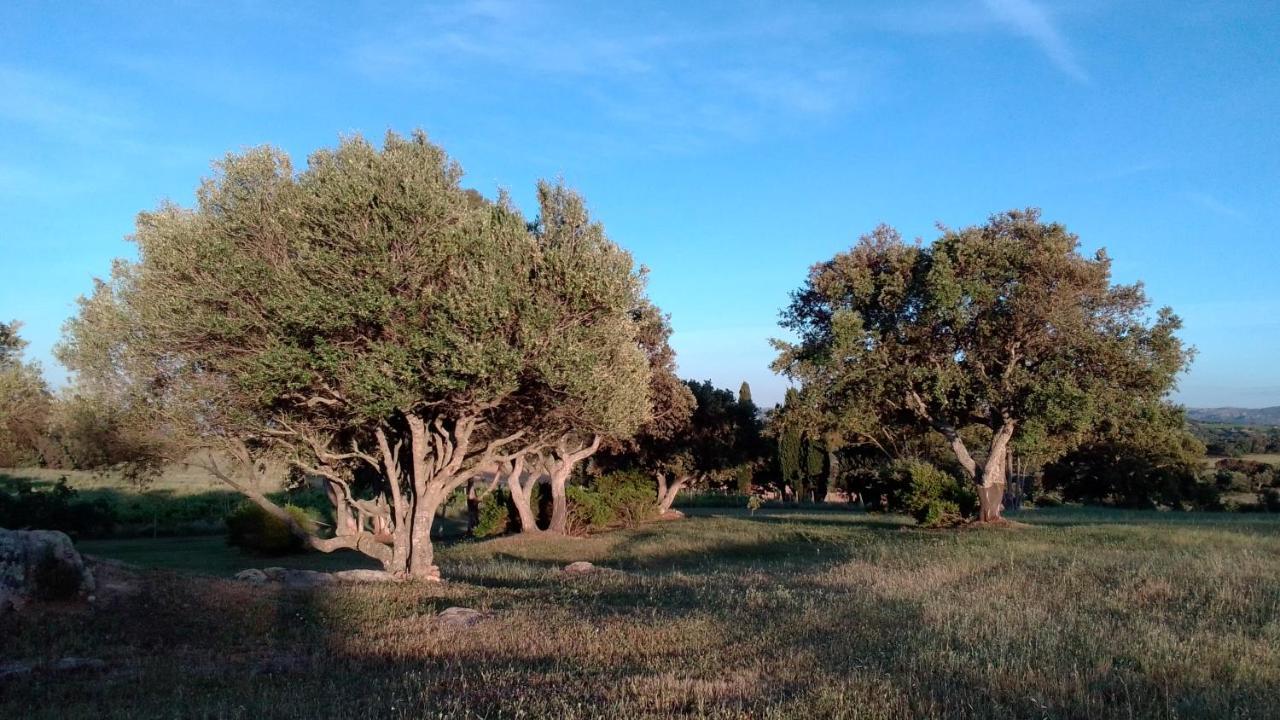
[59,131,656,577]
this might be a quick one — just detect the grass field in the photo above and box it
[1,462,284,496]
[5,507,1280,719]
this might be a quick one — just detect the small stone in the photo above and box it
[49,657,106,673]
[562,561,598,575]
[436,606,488,628]
[234,569,268,583]
[0,660,34,680]
[332,569,401,583]
[277,569,335,588]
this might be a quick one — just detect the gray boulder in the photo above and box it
[332,569,401,583]
[234,568,269,583]
[0,528,96,612]
[437,606,489,628]
[276,569,336,588]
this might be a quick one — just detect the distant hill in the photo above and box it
[1187,407,1280,426]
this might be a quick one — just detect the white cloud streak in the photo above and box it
[981,0,1089,82]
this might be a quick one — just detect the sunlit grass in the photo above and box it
[5,507,1280,718]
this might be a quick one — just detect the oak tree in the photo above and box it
[774,209,1190,521]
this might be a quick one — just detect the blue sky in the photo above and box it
[1,0,1277,409]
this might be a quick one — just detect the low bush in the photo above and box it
[472,491,511,538]
[0,478,115,538]
[878,460,976,527]
[1260,487,1280,513]
[225,501,318,555]
[673,492,752,508]
[562,471,661,535]
[590,470,657,527]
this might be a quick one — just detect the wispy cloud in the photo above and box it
[348,1,873,152]
[0,65,134,140]
[1186,191,1247,221]
[981,0,1089,82]
[0,64,208,202]
[870,1,1091,82]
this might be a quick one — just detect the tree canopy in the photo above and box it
[773,209,1191,521]
[59,131,657,578]
[0,321,52,468]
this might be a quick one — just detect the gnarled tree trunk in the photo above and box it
[545,435,601,535]
[656,472,688,515]
[206,413,525,581]
[975,421,1015,522]
[504,455,541,533]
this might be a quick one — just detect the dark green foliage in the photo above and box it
[591,470,657,527]
[1214,470,1253,493]
[225,502,318,555]
[1045,444,1220,510]
[563,470,657,535]
[673,492,754,509]
[878,460,976,527]
[779,426,802,500]
[1044,405,1219,510]
[803,441,826,500]
[1260,488,1280,513]
[0,478,115,538]
[472,491,511,538]
[564,485,613,535]
[774,211,1191,520]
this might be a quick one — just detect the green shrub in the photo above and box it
[225,501,317,555]
[562,470,660,535]
[1260,487,1280,513]
[590,470,657,528]
[673,492,751,509]
[565,485,614,535]
[880,460,976,527]
[472,490,511,538]
[0,478,115,538]
[1031,492,1064,508]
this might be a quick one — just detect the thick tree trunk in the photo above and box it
[504,456,540,533]
[547,468,571,534]
[465,478,481,534]
[975,421,1015,522]
[656,473,687,515]
[405,414,442,581]
[544,435,601,535]
[660,476,691,509]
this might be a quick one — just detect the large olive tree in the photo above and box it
[60,132,652,579]
[773,209,1190,521]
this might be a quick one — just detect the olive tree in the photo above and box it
[59,132,652,579]
[0,322,52,467]
[774,209,1190,522]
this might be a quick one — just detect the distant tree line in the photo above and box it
[1189,422,1280,457]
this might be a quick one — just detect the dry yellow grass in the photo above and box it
[4,507,1279,718]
